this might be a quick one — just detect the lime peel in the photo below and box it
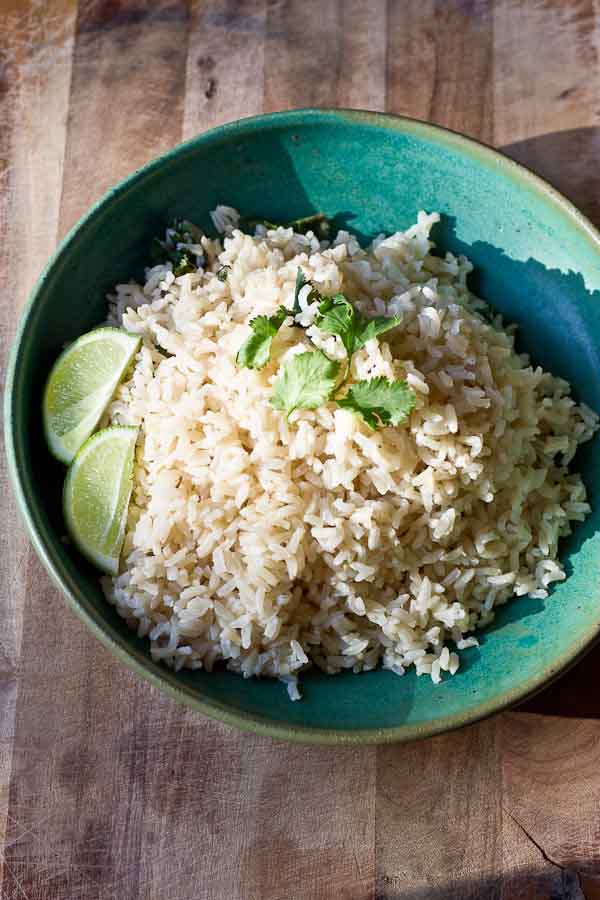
[43,327,141,464]
[63,426,138,575]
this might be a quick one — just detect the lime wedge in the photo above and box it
[43,327,141,463]
[63,426,138,575]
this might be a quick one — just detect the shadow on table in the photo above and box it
[501,126,600,230]
[518,643,600,719]
[376,866,600,899]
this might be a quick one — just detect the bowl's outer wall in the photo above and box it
[7,110,600,741]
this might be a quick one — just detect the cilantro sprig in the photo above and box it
[236,267,416,431]
[316,294,402,357]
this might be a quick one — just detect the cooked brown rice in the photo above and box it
[101,208,598,699]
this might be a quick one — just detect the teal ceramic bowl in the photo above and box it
[6,109,600,744]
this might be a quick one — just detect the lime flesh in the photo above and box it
[43,327,140,464]
[63,426,138,575]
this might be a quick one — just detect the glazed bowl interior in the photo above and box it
[6,109,600,743]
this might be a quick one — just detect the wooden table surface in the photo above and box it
[2,1,600,898]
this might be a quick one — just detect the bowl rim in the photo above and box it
[5,107,600,745]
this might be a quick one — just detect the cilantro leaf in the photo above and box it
[354,314,402,350]
[236,306,288,369]
[315,294,356,356]
[292,268,322,323]
[271,351,340,417]
[337,377,416,429]
[293,268,307,316]
[315,294,401,358]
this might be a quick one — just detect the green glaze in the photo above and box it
[5,109,600,744]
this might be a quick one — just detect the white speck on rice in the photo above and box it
[101,207,598,700]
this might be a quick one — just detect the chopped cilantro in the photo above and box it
[150,218,204,274]
[242,217,280,232]
[241,213,332,240]
[216,266,231,282]
[172,252,196,277]
[337,377,416,429]
[236,307,288,370]
[270,351,340,417]
[169,219,204,245]
[286,213,331,240]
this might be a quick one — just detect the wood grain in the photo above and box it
[386,0,493,141]
[377,719,502,899]
[335,0,387,111]
[58,0,191,235]
[263,0,343,112]
[3,3,192,898]
[492,0,598,148]
[500,812,568,900]
[183,0,266,137]
[502,714,600,876]
[494,0,600,227]
[3,1,600,898]
[0,1,77,894]
[263,0,387,113]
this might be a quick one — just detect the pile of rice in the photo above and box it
[102,207,598,699]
